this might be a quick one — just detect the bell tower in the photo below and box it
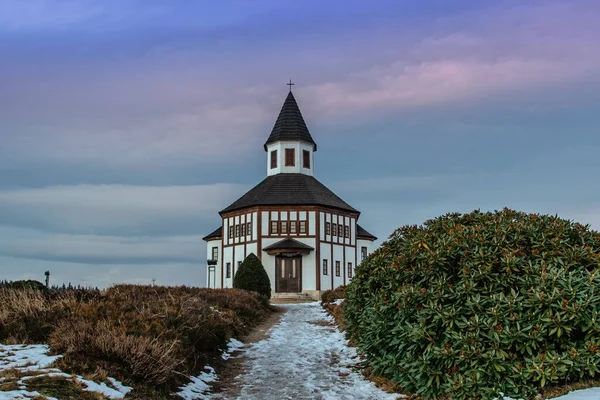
[264,83,317,177]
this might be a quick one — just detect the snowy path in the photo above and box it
[211,302,400,400]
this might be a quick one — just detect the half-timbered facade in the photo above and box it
[203,89,376,299]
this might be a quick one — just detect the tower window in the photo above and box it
[226,262,231,278]
[361,246,367,261]
[235,225,240,237]
[332,223,337,236]
[348,262,353,278]
[229,226,234,239]
[246,222,251,236]
[303,150,310,169]
[323,259,328,275]
[325,222,331,235]
[338,224,343,237]
[285,149,295,166]
[290,221,297,234]
[344,225,349,238]
[211,247,218,261]
[335,261,340,276]
[281,221,288,234]
[270,150,277,169]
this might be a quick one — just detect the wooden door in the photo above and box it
[276,257,302,293]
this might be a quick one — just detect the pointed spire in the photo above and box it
[264,90,317,151]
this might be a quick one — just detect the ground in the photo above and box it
[191,302,402,400]
[3,302,600,399]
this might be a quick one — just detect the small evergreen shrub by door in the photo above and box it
[345,208,600,399]
[233,253,271,299]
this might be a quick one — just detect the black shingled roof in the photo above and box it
[262,237,314,252]
[220,174,359,215]
[263,91,317,151]
[202,226,222,241]
[356,224,377,241]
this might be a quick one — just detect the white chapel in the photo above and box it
[203,88,377,299]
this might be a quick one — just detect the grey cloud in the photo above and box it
[0,184,248,235]
[0,228,203,265]
[0,256,205,288]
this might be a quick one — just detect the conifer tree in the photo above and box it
[233,253,271,298]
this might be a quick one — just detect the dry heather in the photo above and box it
[0,285,272,396]
[320,286,347,330]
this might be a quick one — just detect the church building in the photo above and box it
[203,88,377,299]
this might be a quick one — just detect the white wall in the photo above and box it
[301,238,317,291]
[205,239,222,288]
[332,244,344,288]
[222,245,233,288]
[246,243,258,259]
[266,141,315,176]
[357,239,374,265]
[261,211,269,236]
[319,242,332,291]
[252,211,258,239]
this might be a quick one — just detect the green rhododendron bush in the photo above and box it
[345,208,600,399]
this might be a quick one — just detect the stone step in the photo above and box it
[272,292,313,300]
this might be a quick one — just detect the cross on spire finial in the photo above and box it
[286,79,294,92]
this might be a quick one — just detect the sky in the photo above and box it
[1,0,599,288]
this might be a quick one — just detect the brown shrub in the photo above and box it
[320,285,346,304]
[0,288,76,342]
[323,302,347,331]
[50,319,183,385]
[320,286,347,331]
[0,284,272,393]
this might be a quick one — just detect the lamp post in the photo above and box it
[207,259,217,289]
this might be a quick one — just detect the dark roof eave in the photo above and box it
[356,224,377,241]
[263,141,317,152]
[220,203,360,217]
[357,234,378,241]
[202,226,223,241]
[218,174,359,215]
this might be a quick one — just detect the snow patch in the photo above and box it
[0,344,61,370]
[0,389,47,400]
[177,337,245,398]
[222,338,245,360]
[554,387,600,399]
[108,376,133,395]
[177,365,218,400]
[0,343,132,399]
[77,375,131,399]
[499,387,600,400]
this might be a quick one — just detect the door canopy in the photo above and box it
[262,237,314,256]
